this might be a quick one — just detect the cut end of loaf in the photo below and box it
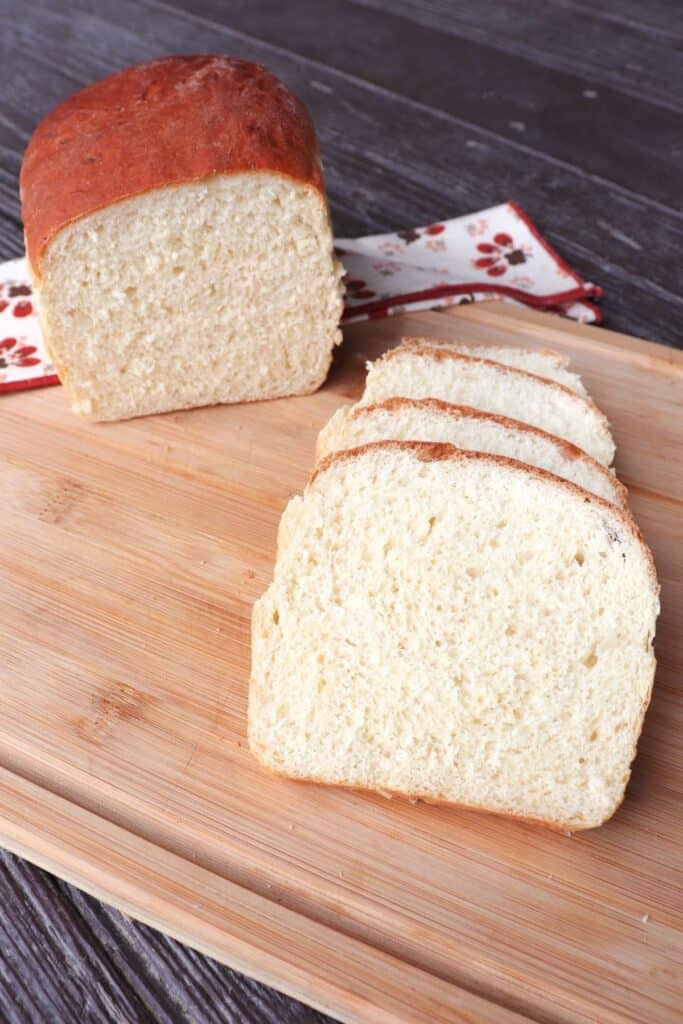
[250,443,658,830]
[34,173,344,421]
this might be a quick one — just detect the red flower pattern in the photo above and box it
[0,337,41,368]
[473,233,529,276]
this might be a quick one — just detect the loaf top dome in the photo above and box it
[20,55,325,277]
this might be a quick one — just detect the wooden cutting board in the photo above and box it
[0,302,681,1024]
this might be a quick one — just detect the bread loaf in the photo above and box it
[401,339,588,396]
[362,345,615,465]
[20,56,344,421]
[316,397,627,506]
[249,442,658,829]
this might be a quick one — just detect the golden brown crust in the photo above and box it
[381,343,614,440]
[21,55,324,277]
[248,742,604,831]
[401,336,571,370]
[309,440,658,590]
[345,396,628,507]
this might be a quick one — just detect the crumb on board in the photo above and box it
[641,913,649,923]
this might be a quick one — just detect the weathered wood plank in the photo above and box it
[0,849,332,1024]
[0,851,332,1023]
[354,0,683,110]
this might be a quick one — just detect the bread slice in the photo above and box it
[362,346,615,465]
[21,57,344,421]
[402,338,588,396]
[250,442,658,830]
[316,398,627,507]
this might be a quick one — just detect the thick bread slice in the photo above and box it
[362,346,615,465]
[249,442,658,830]
[402,338,588,396]
[316,398,627,507]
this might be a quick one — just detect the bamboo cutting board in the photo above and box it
[0,302,681,1024]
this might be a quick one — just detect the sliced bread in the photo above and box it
[250,442,658,830]
[401,338,588,396]
[316,398,627,507]
[361,345,615,465]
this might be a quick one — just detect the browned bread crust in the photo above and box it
[387,341,606,411]
[248,744,615,831]
[21,55,324,277]
[342,396,629,507]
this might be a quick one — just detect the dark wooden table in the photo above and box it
[0,2,680,1021]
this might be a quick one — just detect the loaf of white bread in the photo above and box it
[20,56,344,421]
[250,339,659,829]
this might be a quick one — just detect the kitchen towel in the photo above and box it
[338,201,602,326]
[0,258,57,394]
[1,201,602,394]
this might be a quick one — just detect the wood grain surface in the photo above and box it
[0,2,681,1022]
[0,302,681,1024]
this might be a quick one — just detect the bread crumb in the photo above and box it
[641,913,649,923]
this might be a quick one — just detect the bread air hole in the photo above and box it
[582,649,598,669]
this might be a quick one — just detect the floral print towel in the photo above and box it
[0,257,57,393]
[338,201,602,325]
[0,201,601,395]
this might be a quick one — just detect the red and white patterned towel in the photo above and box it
[0,202,602,395]
[0,257,57,394]
[339,201,602,325]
